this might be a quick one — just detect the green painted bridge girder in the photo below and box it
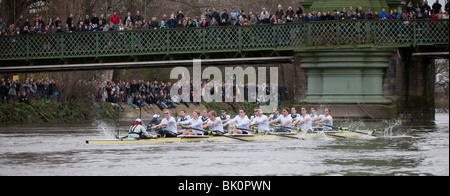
[296,48,394,104]
[0,19,448,63]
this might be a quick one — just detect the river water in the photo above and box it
[0,113,448,176]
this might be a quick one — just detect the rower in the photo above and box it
[201,109,210,125]
[204,110,224,135]
[177,110,191,123]
[310,107,319,119]
[128,119,152,139]
[294,107,312,132]
[249,111,257,125]
[250,107,270,133]
[269,108,292,132]
[176,110,190,133]
[147,114,160,130]
[290,107,300,120]
[154,109,178,137]
[315,108,333,130]
[310,107,320,129]
[268,108,281,124]
[220,108,231,131]
[224,107,250,135]
[178,110,203,135]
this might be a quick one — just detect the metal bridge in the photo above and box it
[0,19,448,72]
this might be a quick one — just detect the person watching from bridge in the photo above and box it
[110,12,120,30]
[380,8,388,20]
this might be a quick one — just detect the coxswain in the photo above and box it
[224,107,250,135]
[128,119,152,139]
[204,110,224,135]
[315,108,333,130]
[154,109,178,137]
[269,107,292,132]
[178,110,203,135]
[250,107,269,133]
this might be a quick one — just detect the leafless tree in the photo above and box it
[436,59,449,95]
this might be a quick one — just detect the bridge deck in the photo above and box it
[0,20,448,63]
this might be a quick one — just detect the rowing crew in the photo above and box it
[127,107,333,139]
[269,107,333,132]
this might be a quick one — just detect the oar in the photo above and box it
[322,133,347,139]
[317,123,376,137]
[270,124,305,132]
[316,123,349,131]
[267,132,305,140]
[181,126,250,142]
[238,126,305,140]
[235,126,268,134]
[236,124,343,140]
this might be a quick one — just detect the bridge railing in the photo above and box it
[0,19,448,61]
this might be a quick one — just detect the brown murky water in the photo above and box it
[0,113,448,176]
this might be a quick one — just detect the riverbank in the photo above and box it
[0,100,294,124]
[2,100,447,125]
[0,100,117,124]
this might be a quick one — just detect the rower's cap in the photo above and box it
[153,114,160,119]
[135,119,143,123]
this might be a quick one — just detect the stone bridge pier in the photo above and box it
[293,48,438,121]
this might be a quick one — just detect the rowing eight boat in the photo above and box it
[85,130,375,144]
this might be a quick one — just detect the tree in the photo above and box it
[436,59,449,95]
[2,0,41,25]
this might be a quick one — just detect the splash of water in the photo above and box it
[342,118,367,130]
[382,119,403,137]
[92,120,117,137]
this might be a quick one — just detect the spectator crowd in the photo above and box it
[0,77,60,104]
[1,1,448,36]
[90,77,290,112]
[0,74,291,111]
[92,79,178,111]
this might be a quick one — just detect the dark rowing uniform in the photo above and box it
[177,115,190,123]
[269,113,281,124]
[220,115,230,131]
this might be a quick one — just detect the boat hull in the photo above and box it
[86,130,375,144]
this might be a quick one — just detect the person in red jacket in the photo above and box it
[110,12,121,30]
